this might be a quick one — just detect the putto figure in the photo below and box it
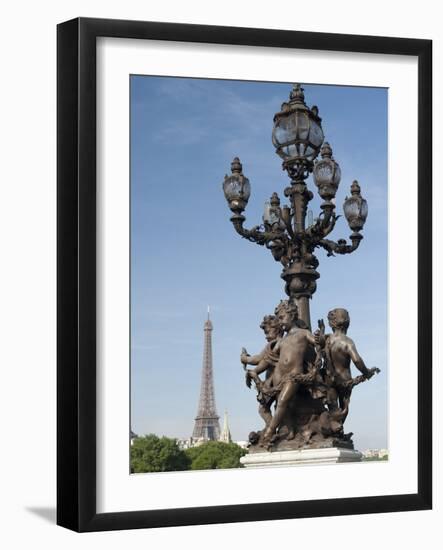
[241,315,282,428]
[262,300,318,444]
[320,308,380,422]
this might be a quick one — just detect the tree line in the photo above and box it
[130,434,247,473]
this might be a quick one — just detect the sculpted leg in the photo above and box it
[263,382,299,440]
[325,386,339,412]
[338,388,351,422]
[258,403,273,427]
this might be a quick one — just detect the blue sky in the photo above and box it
[130,76,388,451]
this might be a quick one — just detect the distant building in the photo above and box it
[362,448,389,460]
[176,436,216,450]
[176,437,193,450]
[220,410,232,443]
[130,430,138,446]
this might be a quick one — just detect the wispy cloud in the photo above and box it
[148,79,283,152]
[134,309,188,320]
[152,119,211,146]
[131,344,160,351]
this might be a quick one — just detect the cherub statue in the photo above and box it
[260,299,318,444]
[241,314,283,428]
[317,308,380,422]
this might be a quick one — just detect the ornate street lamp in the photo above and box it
[272,83,324,179]
[313,141,341,205]
[222,84,368,329]
[222,157,251,214]
[343,180,368,232]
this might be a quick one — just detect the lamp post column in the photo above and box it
[281,180,318,330]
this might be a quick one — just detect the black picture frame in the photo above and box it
[57,17,432,532]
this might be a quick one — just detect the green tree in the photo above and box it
[185,441,247,470]
[131,434,191,473]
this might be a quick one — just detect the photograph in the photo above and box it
[129,76,388,473]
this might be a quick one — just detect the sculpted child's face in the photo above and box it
[261,316,281,341]
[265,323,281,341]
[278,309,297,331]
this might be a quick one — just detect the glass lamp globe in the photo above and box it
[263,192,283,228]
[313,142,341,201]
[343,180,368,231]
[272,84,324,164]
[222,157,251,213]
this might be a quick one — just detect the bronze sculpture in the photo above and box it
[222,84,380,455]
[243,303,379,451]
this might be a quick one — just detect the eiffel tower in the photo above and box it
[192,308,220,441]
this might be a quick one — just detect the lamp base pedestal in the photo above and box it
[240,447,362,468]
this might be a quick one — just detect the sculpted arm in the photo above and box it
[242,347,272,388]
[252,358,273,376]
[347,339,371,377]
[307,329,327,348]
[313,319,327,348]
[306,331,316,346]
[241,348,265,366]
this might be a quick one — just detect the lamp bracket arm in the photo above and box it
[321,213,339,239]
[318,234,362,256]
[305,213,338,246]
[231,215,267,246]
